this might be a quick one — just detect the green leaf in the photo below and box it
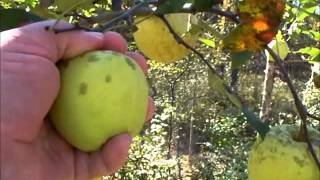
[0,8,44,31]
[311,53,320,63]
[301,30,320,40]
[296,7,317,21]
[199,38,215,48]
[266,31,290,61]
[155,0,188,14]
[231,51,253,69]
[208,69,241,108]
[241,106,269,139]
[296,47,320,63]
[208,69,226,94]
[296,47,319,55]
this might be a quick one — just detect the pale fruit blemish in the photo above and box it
[79,82,88,95]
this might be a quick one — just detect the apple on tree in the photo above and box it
[248,124,320,180]
[133,13,197,63]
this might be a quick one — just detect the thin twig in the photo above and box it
[307,112,320,122]
[209,6,239,23]
[266,46,320,169]
[46,3,239,33]
[93,6,238,23]
[92,1,150,32]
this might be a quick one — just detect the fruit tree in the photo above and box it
[1,0,319,179]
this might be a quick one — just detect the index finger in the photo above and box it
[1,20,126,62]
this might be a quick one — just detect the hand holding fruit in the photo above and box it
[0,20,154,180]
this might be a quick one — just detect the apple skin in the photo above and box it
[49,50,149,152]
[248,124,320,180]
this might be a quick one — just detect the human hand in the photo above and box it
[0,20,154,180]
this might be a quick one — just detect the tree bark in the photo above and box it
[259,61,276,122]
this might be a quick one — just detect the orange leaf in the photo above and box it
[252,20,269,32]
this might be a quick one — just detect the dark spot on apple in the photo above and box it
[87,54,100,62]
[269,146,277,153]
[105,75,112,83]
[79,82,88,95]
[257,155,267,164]
[278,138,290,146]
[78,53,86,58]
[293,156,305,167]
[125,57,136,70]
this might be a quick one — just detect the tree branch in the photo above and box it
[49,3,239,33]
[307,112,320,122]
[92,1,149,32]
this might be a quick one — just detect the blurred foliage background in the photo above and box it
[1,0,319,179]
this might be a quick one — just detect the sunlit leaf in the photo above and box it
[199,38,215,48]
[208,69,241,108]
[266,31,290,61]
[296,47,320,63]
